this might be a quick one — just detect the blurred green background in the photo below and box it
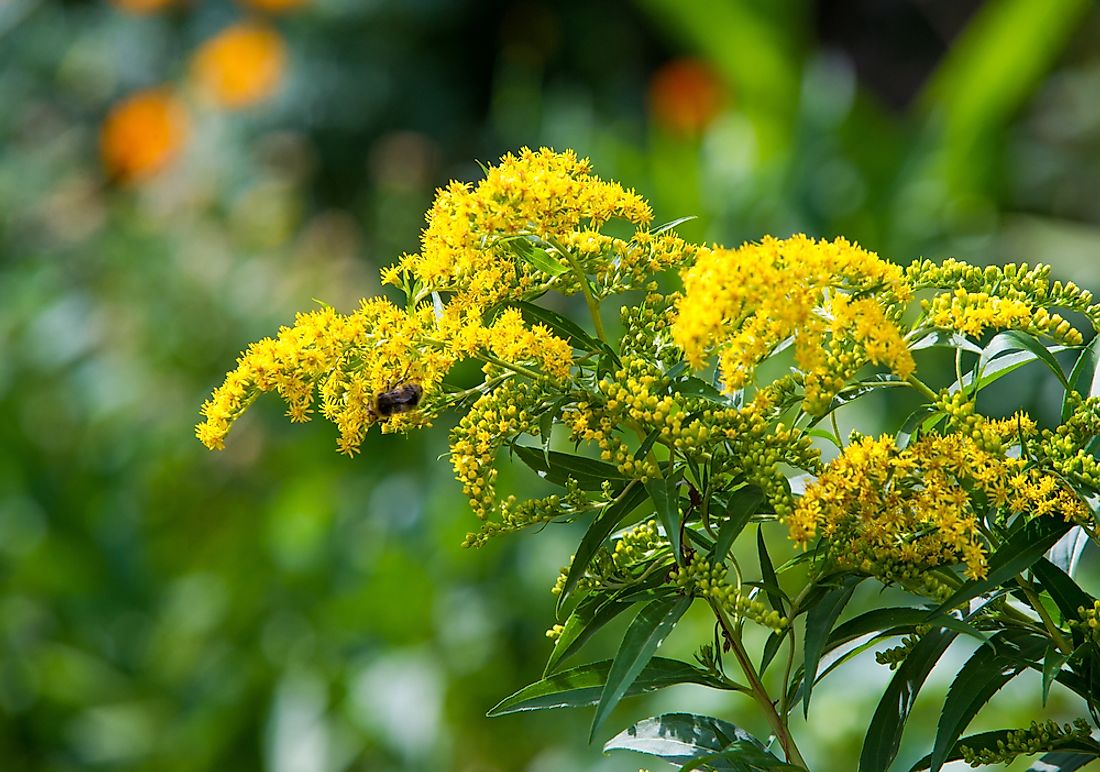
[4,1,1100,769]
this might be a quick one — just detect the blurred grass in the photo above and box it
[2,1,1100,770]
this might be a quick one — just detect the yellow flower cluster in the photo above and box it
[936,390,1037,453]
[925,289,1080,344]
[196,299,451,454]
[789,433,1088,581]
[909,258,1100,341]
[672,235,914,415]
[385,147,653,311]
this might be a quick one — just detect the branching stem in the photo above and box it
[710,601,808,769]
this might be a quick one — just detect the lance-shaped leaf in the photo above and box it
[1027,750,1100,771]
[964,330,1070,395]
[513,300,601,351]
[803,576,862,716]
[1031,557,1093,628]
[1063,333,1100,421]
[651,215,698,235]
[928,517,1071,619]
[603,712,775,769]
[646,469,683,565]
[590,595,693,740]
[507,236,569,277]
[860,628,957,772]
[545,596,636,676]
[757,528,784,614]
[711,486,763,564]
[929,630,1048,771]
[488,656,726,716]
[909,330,984,354]
[546,570,670,675]
[1047,527,1089,578]
[558,482,649,609]
[512,444,630,489]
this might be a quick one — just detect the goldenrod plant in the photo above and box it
[200,149,1100,771]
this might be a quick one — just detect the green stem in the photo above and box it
[710,602,808,769]
[549,236,608,343]
[906,375,940,403]
[475,352,546,381]
[779,625,797,722]
[1015,576,1074,655]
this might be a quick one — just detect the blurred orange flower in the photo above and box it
[192,23,287,109]
[110,0,175,13]
[240,0,309,11]
[100,88,188,183]
[648,58,724,137]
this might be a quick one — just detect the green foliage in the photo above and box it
[9,1,1100,770]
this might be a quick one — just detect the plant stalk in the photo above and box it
[552,238,608,343]
[710,601,808,769]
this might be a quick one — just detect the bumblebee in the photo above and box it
[372,382,423,418]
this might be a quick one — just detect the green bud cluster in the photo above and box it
[612,519,664,567]
[936,390,1005,453]
[618,286,681,369]
[1071,599,1100,644]
[875,634,919,670]
[451,378,556,520]
[1040,397,1100,489]
[671,554,788,633]
[959,719,1091,767]
[464,488,589,548]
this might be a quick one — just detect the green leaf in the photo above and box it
[970,330,1070,394]
[1043,643,1074,706]
[508,236,569,277]
[896,406,939,449]
[1047,527,1089,578]
[591,596,693,740]
[487,656,725,716]
[681,744,804,771]
[676,377,738,405]
[826,607,930,652]
[909,330,984,354]
[803,576,861,717]
[930,630,1047,770]
[634,428,662,462]
[928,517,1071,619]
[821,374,906,417]
[711,487,763,564]
[650,215,698,235]
[545,596,636,676]
[646,471,683,565]
[1063,334,1100,421]
[514,300,600,350]
[1028,751,1100,771]
[558,482,649,609]
[860,629,957,772]
[512,445,630,490]
[602,712,768,768]
[759,630,786,675]
[757,528,784,614]
[1031,557,1093,627]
